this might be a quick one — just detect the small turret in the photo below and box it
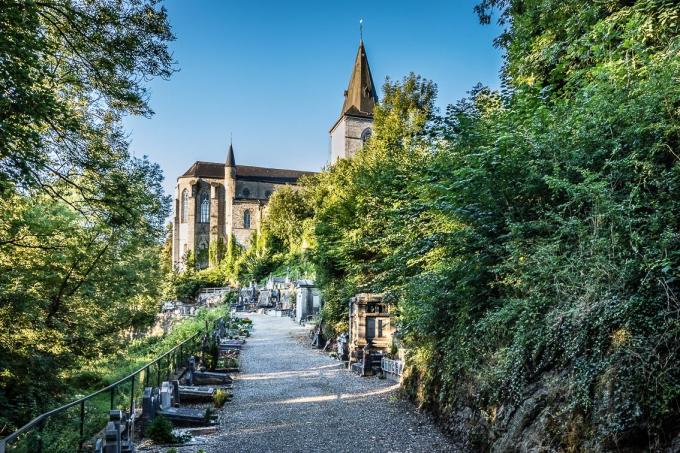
[226,143,235,167]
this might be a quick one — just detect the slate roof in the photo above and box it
[180,161,313,184]
[181,161,225,179]
[235,165,313,183]
[340,40,378,118]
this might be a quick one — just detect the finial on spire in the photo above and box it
[359,18,363,42]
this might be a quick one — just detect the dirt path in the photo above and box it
[176,313,456,452]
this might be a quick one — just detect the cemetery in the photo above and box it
[300,292,405,381]
[0,312,252,452]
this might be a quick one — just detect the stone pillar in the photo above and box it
[224,168,236,239]
[209,183,220,244]
[172,186,180,270]
[186,179,198,257]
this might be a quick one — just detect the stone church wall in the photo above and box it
[232,200,262,247]
[235,180,281,200]
[330,119,346,163]
[344,116,373,159]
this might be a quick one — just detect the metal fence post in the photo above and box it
[129,375,135,415]
[78,400,85,452]
[36,419,44,453]
[110,387,115,410]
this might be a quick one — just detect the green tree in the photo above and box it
[0,0,174,433]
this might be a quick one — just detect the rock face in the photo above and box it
[405,365,680,452]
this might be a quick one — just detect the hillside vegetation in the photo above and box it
[0,0,174,433]
[257,1,680,449]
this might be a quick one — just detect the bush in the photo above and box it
[144,415,179,444]
[213,389,229,408]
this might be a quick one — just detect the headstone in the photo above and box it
[218,318,226,338]
[142,387,156,425]
[191,370,232,385]
[103,421,120,453]
[187,356,196,385]
[171,380,180,405]
[178,385,216,401]
[160,382,173,410]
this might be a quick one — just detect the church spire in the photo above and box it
[226,141,235,167]
[340,38,378,117]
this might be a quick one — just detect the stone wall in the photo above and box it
[232,200,262,246]
[330,118,346,163]
[172,176,226,269]
[330,115,373,162]
[344,115,373,159]
[235,180,281,200]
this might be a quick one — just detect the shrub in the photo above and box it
[144,415,179,444]
[213,389,229,408]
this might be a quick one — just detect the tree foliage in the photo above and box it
[253,1,680,448]
[0,0,174,433]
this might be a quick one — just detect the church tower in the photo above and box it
[329,39,378,163]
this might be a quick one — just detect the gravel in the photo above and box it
[154,313,458,453]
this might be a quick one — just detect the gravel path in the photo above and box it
[174,314,456,453]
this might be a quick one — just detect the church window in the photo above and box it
[242,187,251,197]
[361,128,372,145]
[181,189,189,223]
[243,209,251,229]
[199,192,210,223]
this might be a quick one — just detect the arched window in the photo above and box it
[242,187,251,198]
[243,209,251,229]
[361,128,372,145]
[181,189,189,223]
[199,192,209,223]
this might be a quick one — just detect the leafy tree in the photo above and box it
[0,0,174,433]
[249,2,680,448]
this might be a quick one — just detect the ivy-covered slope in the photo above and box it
[258,1,680,449]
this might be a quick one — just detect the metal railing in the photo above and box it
[381,357,404,377]
[198,287,230,295]
[0,328,208,453]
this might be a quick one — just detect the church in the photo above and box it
[172,38,378,270]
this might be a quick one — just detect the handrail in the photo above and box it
[0,326,209,452]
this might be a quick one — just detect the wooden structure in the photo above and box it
[348,293,395,362]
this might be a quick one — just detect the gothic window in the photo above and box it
[199,192,209,223]
[243,209,251,229]
[181,189,189,223]
[361,128,372,145]
[242,187,251,198]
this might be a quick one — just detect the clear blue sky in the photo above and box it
[123,0,504,198]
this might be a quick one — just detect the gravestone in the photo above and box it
[142,387,159,427]
[185,355,231,385]
[95,410,135,453]
[103,422,120,453]
[178,385,217,402]
[160,382,173,410]
[171,380,180,405]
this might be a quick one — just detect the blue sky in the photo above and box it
[123,0,504,198]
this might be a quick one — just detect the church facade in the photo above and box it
[172,38,378,270]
